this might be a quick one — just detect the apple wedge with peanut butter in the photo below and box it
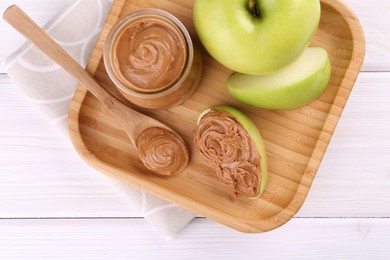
[194,106,268,198]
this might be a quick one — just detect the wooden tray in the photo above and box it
[68,0,365,232]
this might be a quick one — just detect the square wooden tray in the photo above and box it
[68,0,365,232]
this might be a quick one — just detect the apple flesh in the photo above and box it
[193,0,321,75]
[227,47,331,110]
[198,106,268,197]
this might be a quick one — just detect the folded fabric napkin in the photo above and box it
[2,0,195,239]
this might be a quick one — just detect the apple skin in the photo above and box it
[198,106,268,197]
[227,47,331,110]
[193,0,321,75]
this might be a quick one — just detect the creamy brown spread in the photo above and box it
[114,19,186,92]
[193,110,261,197]
[137,127,188,175]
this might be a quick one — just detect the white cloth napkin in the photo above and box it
[2,0,195,239]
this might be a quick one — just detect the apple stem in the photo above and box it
[248,0,260,18]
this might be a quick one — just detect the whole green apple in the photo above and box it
[227,47,331,110]
[193,0,321,75]
[195,106,268,198]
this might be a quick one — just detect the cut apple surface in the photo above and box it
[227,47,331,110]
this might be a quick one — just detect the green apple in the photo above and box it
[227,47,331,110]
[196,106,268,198]
[193,0,321,75]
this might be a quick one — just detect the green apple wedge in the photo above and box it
[227,47,331,110]
[197,106,268,198]
[193,0,321,75]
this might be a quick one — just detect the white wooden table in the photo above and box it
[0,0,389,259]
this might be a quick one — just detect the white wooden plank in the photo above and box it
[0,74,139,218]
[342,0,390,71]
[0,73,390,217]
[298,71,390,217]
[0,0,390,73]
[0,218,389,259]
[0,72,390,219]
[0,0,388,255]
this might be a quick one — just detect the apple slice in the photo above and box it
[227,47,331,110]
[194,106,268,198]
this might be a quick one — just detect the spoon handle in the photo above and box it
[3,5,138,121]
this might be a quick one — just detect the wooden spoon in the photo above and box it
[3,5,189,176]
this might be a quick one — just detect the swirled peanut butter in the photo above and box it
[137,127,189,175]
[114,19,186,92]
[193,110,261,197]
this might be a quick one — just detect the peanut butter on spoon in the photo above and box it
[137,127,189,176]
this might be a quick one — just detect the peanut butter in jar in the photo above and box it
[104,9,202,110]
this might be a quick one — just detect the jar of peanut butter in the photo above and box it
[104,9,202,110]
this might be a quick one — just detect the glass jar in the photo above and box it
[104,8,202,110]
